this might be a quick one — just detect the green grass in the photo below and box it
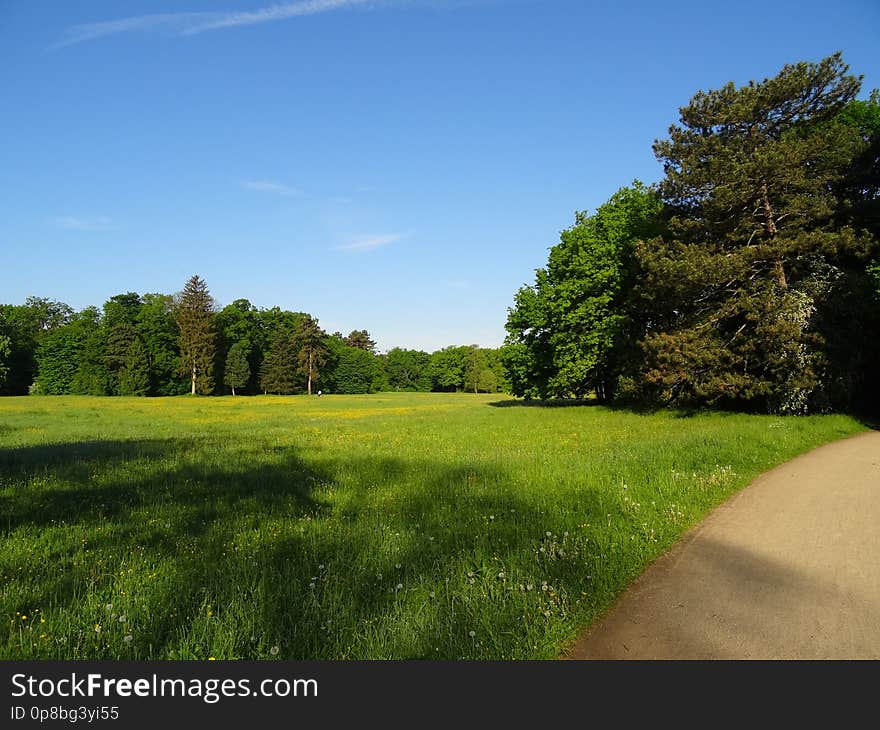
[0,393,865,659]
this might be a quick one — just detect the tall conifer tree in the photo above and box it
[259,332,298,394]
[637,53,871,412]
[295,315,328,396]
[118,337,151,396]
[344,330,376,352]
[175,275,216,395]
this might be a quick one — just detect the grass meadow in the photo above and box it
[0,393,865,659]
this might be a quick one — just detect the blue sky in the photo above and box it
[2,0,878,351]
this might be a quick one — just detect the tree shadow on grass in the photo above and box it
[1,437,620,660]
[855,415,880,430]
[487,398,604,409]
[0,439,324,534]
[488,398,880,427]
[569,535,880,659]
[487,397,662,415]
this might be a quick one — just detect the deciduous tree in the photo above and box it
[428,346,469,391]
[504,183,662,399]
[331,346,383,394]
[385,348,432,391]
[224,341,251,396]
[137,293,186,395]
[215,299,263,393]
[0,298,71,395]
[34,308,97,394]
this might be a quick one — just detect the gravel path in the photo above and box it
[566,431,880,659]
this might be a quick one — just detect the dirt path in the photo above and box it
[566,431,880,659]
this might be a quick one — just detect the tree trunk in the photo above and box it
[231,385,236,396]
[307,351,313,396]
[772,258,788,290]
[760,183,778,237]
[191,365,196,395]
[760,182,788,290]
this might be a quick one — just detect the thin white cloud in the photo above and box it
[243,180,301,197]
[338,232,408,251]
[57,0,373,47]
[54,13,220,48]
[183,0,372,34]
[55,216,114,231]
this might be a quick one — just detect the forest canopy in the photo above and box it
[505,53,880,415]
[0,280,506,397]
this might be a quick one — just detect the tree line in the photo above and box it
[504,53,880,415]
[0,276,507,397]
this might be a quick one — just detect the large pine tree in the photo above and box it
[637,53,873,412]
[343,329,376,352]
[175,275,216,395]
[295,315,328,396]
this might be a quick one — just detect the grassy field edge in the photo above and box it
[0,394,867,659]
